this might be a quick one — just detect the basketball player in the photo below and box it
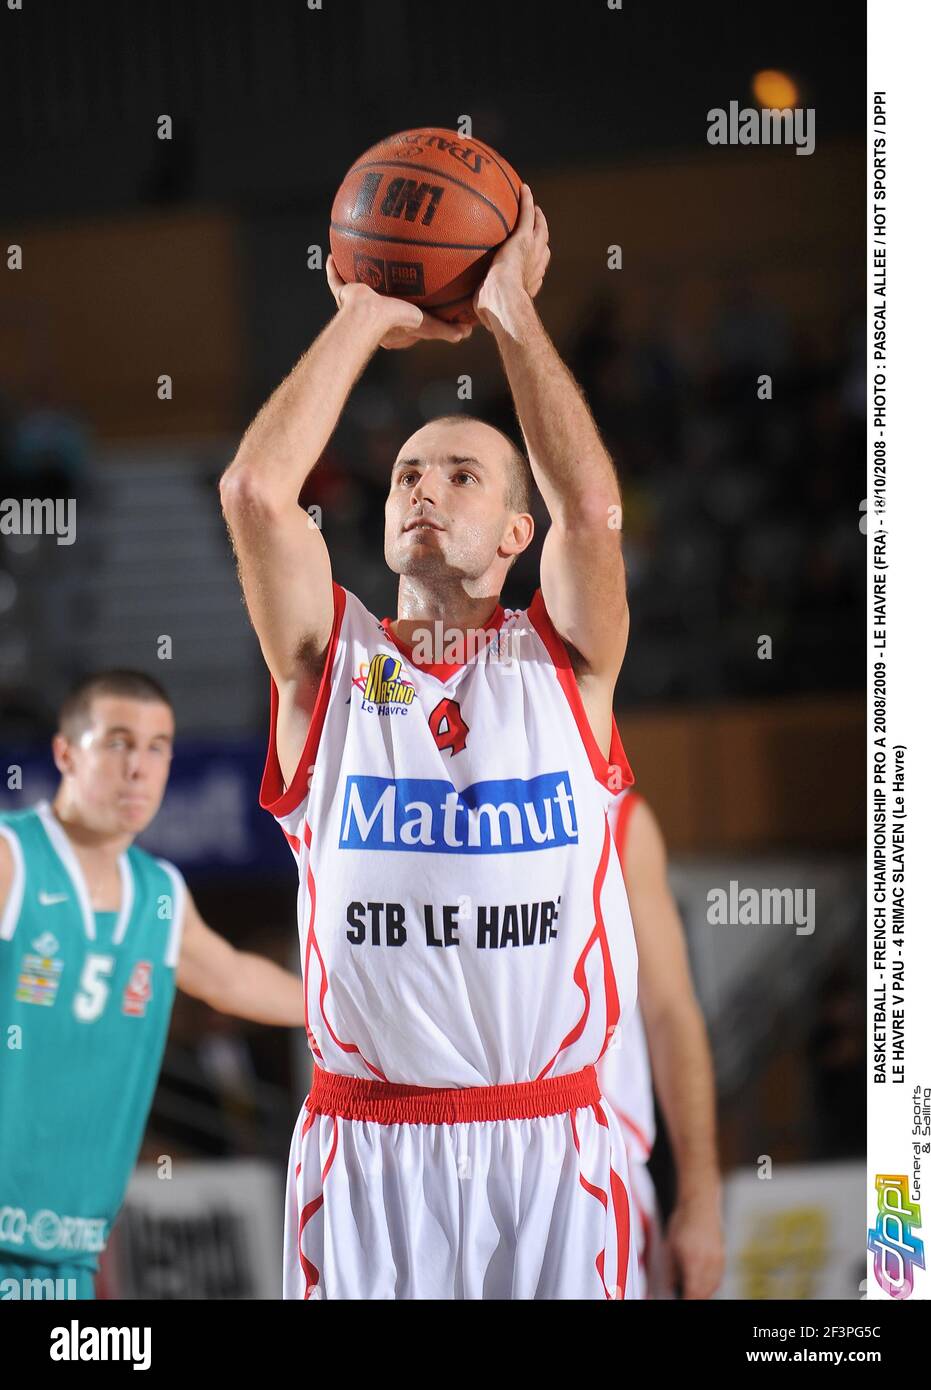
[221,183,650,1299]
[0,670,304,1300]
[596,789,725,1299]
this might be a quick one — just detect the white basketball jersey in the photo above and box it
[261,582,640,1088]
[596,790,657,1161]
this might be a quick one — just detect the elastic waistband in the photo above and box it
[306,1065,602,1125]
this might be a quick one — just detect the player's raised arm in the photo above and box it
[475,184,629,683]
[219,264,469,785]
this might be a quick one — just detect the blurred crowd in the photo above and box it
[0,388,95,734]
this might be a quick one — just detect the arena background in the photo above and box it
[0,0,866,1299]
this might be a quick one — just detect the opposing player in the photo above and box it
[0,670,304,1300]
[596,789,725,1299]
[221,184,646,1299]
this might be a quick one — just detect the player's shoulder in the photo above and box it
[0,807,35,909]
[126,842,187,898]
[0,822,13,883]
[334,583,423,650]
[0,803,41,834]
[0,803,45,862]
[329,582,380,641]
[511,586,580,662]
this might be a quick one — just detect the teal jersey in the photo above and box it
[0,802,185,1270]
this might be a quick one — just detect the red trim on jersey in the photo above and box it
[283,829,302,856]
[297,1115,339,1299]
[259,580,347,818]
[536,819,622,1079]
[608,790,658,1163]
[617,1108,652,1161]
[570,1109,615,1300]
[378,602,507,683]
[610,790,642,871]
[302,823,385,1080]
[526,588,634,794]
[304,1063,601,1124]
[299,825,325,1064]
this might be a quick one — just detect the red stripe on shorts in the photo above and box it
[297,1115,340,1300]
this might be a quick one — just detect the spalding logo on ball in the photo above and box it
[330,128,521,324]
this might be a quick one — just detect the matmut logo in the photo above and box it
[339,773,578,854]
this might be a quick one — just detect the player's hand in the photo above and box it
[665,1194,726,1299]
[326,255,471,350]
[473,184,550,328]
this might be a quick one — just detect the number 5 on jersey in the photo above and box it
[73,953,115,1022]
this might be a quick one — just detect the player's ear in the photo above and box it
[51,731,74,777]
[511,511,534,556]
[499,514,533,569]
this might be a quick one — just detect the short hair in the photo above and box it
[58,669,173,739]
[430,414,534,515]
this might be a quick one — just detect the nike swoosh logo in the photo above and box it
[38,892,68,907]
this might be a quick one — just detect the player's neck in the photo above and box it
[390,579,502,648]
[49,793,133,862]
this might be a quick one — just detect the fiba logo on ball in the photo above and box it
[354,254,385,291]
[386,261,425,296]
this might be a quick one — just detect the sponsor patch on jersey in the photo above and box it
[122,960,153,1017]
[351,653,416,715]
[338,771,578,854]
[0,1205,108,1254]
[15,944,64,1007]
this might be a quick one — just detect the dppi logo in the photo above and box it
[353,653,416,716]
[868,1174,925,1298]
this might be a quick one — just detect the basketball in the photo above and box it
[329,127,521,324]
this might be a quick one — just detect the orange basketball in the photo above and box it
[330,127,521,324]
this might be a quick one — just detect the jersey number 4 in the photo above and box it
[428,698,469,755]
